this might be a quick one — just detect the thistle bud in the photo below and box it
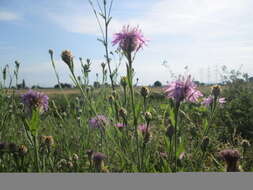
[140,86,150,98]
[45,136,54,147]
[144,112,152,122]
[18,145,28,156]
[120,76,128,88]
[211,85,221,98]
[61,50,74,71]
[119,107,127,119]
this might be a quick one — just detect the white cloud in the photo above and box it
[0,11,19,21]
[43,0,253,84]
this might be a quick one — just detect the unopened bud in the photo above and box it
[140,86,150,98]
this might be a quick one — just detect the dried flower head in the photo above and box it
[44,136,54,147]
[112,25,147,55]
[164,75,203,104]
[21,90,49,113]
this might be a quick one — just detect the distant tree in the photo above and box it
[153,81,162,87]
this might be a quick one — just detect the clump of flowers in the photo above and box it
[219,149,241,172]
[21,90,49,113]
[112,25,147,56]
[164,75,203,104]
[88,115,108,129]
[202,96,226,107]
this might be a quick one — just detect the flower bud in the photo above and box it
[48,49,54,57]
[211,85,221,98]
[120,76,128,88]
[18,145,28,156]
[61,50,74,71]
[144,112,152,122]
[140,86,150,98]
[119,107,127,119]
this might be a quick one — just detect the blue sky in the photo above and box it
[1,0,253,87]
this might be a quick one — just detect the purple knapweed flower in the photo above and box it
[21,90,49,113]
[88,115,108,129]
[138,124,149,134]
[115,123,126,129]
[164,75,203,103]
[202,96,226,107]
[112,25,147,54]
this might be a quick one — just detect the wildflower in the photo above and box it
[115,123,126,129]
[138,124,151,143]
[92,152,106,171]
[212,85,221,98]
[61,50,74,72]
[18,145,28,156]
[140,86,150,98]
[88,115,108,129]
[21,90,49,113]
[112,25,147,55]
[202,96,226,107]
[164,75,203,104]
[219,149,240,172]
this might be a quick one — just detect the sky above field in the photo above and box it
[1,0,253,87]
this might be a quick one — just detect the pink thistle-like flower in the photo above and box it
[88,115,108,129]
[115,123,126,129]
[138,124,149,134]
[164,75,203,103]
[112,25,147,54]
[202,96,226,107]
[21,90,49,113]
